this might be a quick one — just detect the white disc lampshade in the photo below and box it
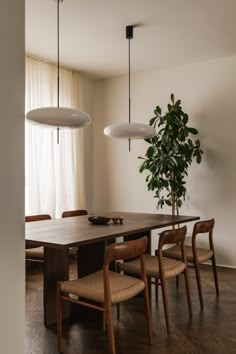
[104,122,156,139]
[26,107,91,128]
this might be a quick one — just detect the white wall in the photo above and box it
[93,55,236,268]
[0,1,25,353]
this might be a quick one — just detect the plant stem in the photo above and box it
[171,192,175,216]
[171,171,175,216]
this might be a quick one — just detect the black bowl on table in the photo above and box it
[88,216,111,225]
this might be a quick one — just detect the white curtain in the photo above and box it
[25,56,86,218]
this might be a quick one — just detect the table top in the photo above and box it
[25,211,200,249]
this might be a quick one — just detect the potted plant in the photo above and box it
[139,94,203,215]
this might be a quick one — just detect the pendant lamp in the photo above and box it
[26,0,91,143]
[104,25,155,151]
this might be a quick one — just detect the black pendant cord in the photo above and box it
[126,25,133,151]
[57,0,60,144]
[128,36,131,151]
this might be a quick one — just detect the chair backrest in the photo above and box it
[62,209,88,218]
[104,237,148,266]
[25,214,51,222]
[158,226,187,269]
[192,219,215,235]
[192,219,215,250]
[103,237,149,312]
[158,225,187,249]
[25,214,51,249]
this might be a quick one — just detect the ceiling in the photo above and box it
[25,0,236,79]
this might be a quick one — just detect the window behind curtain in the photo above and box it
[25,56,86,218]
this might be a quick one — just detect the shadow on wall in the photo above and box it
[189,91,235,265]
[193,91,234,207]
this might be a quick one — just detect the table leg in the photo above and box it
[78,241,107,277]
[44,247,70,327]
[124,230,152,254]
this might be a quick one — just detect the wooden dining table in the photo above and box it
[25,211,200,326]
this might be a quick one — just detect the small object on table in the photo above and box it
[112,216,124,224]
[88,216,111,225]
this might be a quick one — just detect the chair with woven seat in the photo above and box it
[117,226,192,333]
[61,209,88,264]
[57,236,153,354]
[163,219,219,308]
[25,214,51,270]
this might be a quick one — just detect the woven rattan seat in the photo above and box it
[120,255,185,279]
[61,270,145,304]
[163,244,214,263]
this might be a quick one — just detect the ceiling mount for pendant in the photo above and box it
[26,0,91,143]
[104,25,155,151]
[126,25,133,39]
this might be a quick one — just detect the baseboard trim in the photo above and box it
[202,262,236,270]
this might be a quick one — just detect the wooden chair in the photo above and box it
[61,209,88,261]
[117,226,192,333]
[61,209,88,218]
[57,237,153,354]
[163,219,219,308]
[25,214,51,270]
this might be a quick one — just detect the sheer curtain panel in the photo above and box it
[25,56,86,218]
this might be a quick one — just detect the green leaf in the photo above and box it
[149,117,156,126]
[154,106,162,115]
[175,99,181,106]
[144,137,152,144]
[195,139,200,147]
[139,161,146,173]
[188,127,198,135]
[171,93,175,103]
[187,139,193,147]
[147,146,154,158]
[177,199,182,208]
[196,154,201,164]
[183,114,188,124]
[165,199,172,206]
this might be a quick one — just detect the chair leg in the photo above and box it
[194,260,204,308]
[155,279,158,302]
[106,304,116,354]
[211,255,219,295]
[116,263,121,321]
[154,251,159,302]
[176,275,179,288]
[160,277,171,333]
[144,279,153,345]
[102,311,106,331]
[116,303,120,321]
[183,268,192,317]
[57,282,63,353]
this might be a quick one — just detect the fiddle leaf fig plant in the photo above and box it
[139,94,203,215]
